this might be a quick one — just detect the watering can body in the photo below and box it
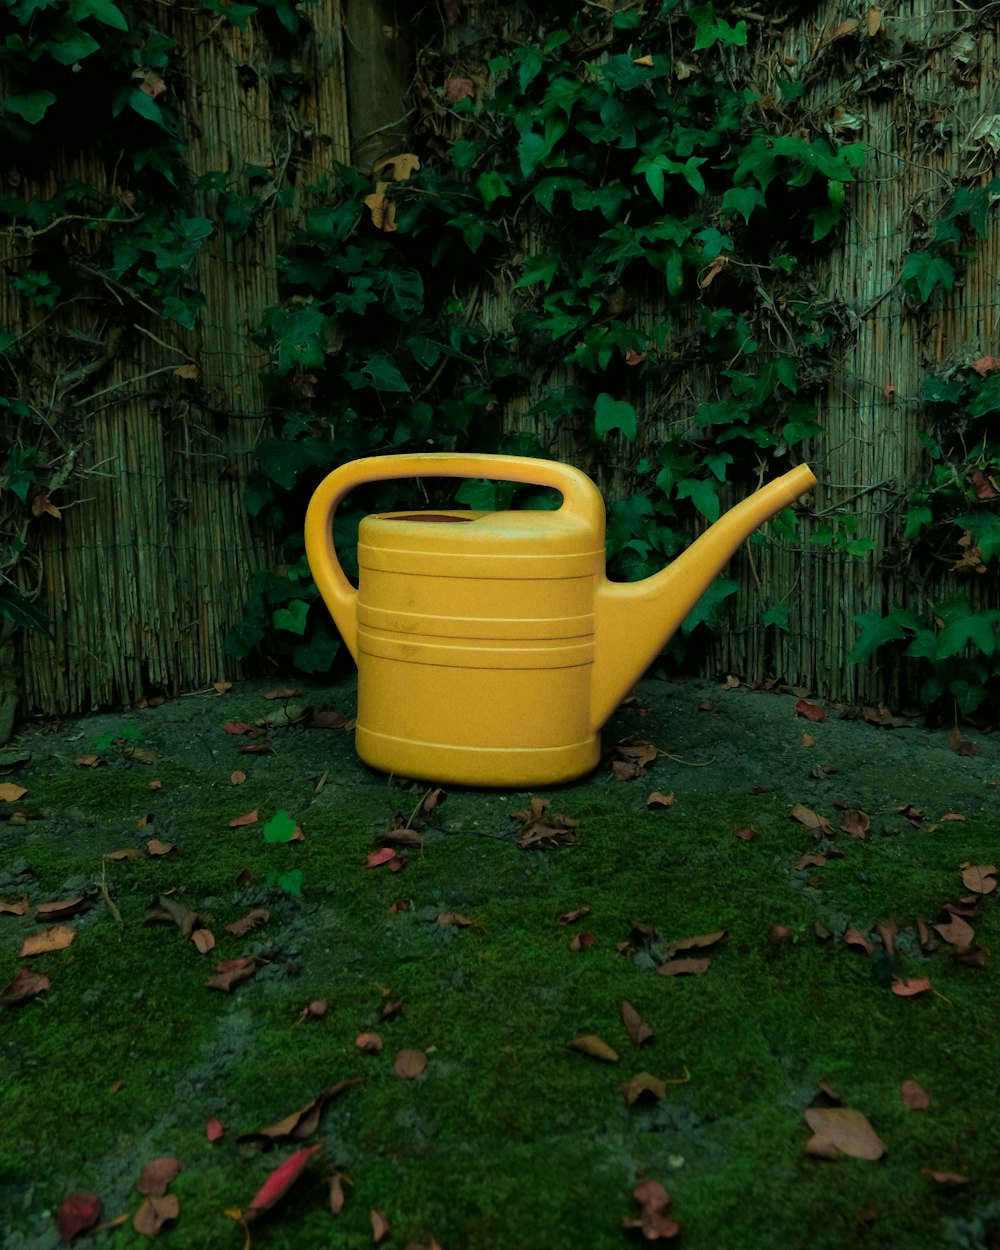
[304,453,816,787]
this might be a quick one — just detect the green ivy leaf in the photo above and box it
[44,29,101,64]
[848,608,913,663]
[936,612,999,659]
[514,254,559,288]
[292,624,340,674]
[902,251,955,303]
[381,268,424,321]
[69,0,129,29]
[4,91,57,124]
[475,171,511,210]
[677,477,720,521]
[681,575,739,635]
[273,599,310,635]
[363,355,410,392]
[594,393,637,441]
[263,808,298,843]
[0,584,51,636]
[762,603,791,631]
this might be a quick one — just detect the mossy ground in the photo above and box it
[1,677,998,1250]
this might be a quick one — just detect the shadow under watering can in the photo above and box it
[304,453,816,787]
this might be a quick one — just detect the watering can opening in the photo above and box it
[385,513,477,523]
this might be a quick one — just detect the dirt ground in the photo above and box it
[1,673,998,1250]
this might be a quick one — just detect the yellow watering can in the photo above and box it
[304,453,816,787]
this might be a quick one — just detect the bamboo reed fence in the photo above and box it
[3,0,999,722]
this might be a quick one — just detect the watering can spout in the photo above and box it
[590,463,817,731]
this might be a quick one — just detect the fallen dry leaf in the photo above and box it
[243,1144,323,1222]
[733,824,755,841]
[901,1080,929,1110]
[934,915,975,948]
[20,924,75,957]
[1,967,51,1007]
[228,809,258,828]
[393,1048,428,1079]
[309,709,354,730]
[840,808,870,839]
[791,852,827,869]
[263,687,302,700]
[621,1072,668,1105]
[238,1078,362,1144]
[191,928,215,955]
[146,838,175,857]
[295,999,327,1023]
[569,1033,619,1062]
[104,848,140,861]
[801,731,816,747]
[0,782,27,801]
[795,699,826,722]
[136,1157,182,1197]
[205,956,259,992]
[0,893,30,915]
[891,977,933,997]
[569,930,595,951]
[510,798,579,849]
[356,1032,383,1054]
[230,770,246,785]
[133,1193,179,1237]
[664,930,725,957]
[558,905,591,925]
[622,1177,679,1240]
[948,727,979,756]
[56,1192,102,1245]
[657,957,711,976]
[206,1117,224,1141]
[328,1170,347,1216]
[646,791,675,809]
[36,896,89,920]
[877,921,897,957]
[922,1168,970,1186]
[866,4,882,35]
[823,17,860,42]
[371,1208,391,1242]
[804,1106,885,1159]
[365,847,398,869]
[961,864,997,895]
[225,908,270,937]
[843,927,874,956]
[790,802,834,835]
[621,1000,653,1047]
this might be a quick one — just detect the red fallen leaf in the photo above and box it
[961,864,997,894]
[840,808,870,839]
[789,803,834,835]
[733,824,755,841]
[206,1117,224,1141]
[393,1048,428,1079]
[1,967,51,1006]
[901,1080,929,1110]
[795,698,826,722]
[225,908,270,937]
[56,1191,102,1244]
[658,957,711,976]
[365,847,397,869]
[922,1168,971,1186]
[948,727,979,756]
[804,1106,885,1159]
[206,956,259,991]
[934,915,975,948]
[136,1157,182,1197]
[263,687,301,700]
[371,1208,391,1242]
[892,976,933,996]
[228,809,258,828]
[843,927,874,955]
[621,1000,654,1047]
[558,905,591,925]
[20,924,75,956]
[356,1032,384,1054]
[0,893,30,915]
[244,1144,323,1221]
[569,930,595,951]
[223,722,252,735]
[622,1176,680,1240]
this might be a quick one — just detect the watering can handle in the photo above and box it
[303,452,604,661]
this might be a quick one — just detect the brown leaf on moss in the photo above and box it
[933,915,975,949]
[664,930,725,957]
[510,798,579,849]
[146,839,175,857]
[948,728,979,756]
[891,976,932,997]
[205,956,259,992]
[238,1078,363,1144]
[328,1170,347,1216]
[622,1177,679,1240]
[804,1106,885,1159]
[0,893,29,915]
[646,790,675,808]
[356,1032,383,1054]
[35,895,90,920]
[20,924,75,957]
[922,1168,970,1186]
[0,782,26,801]
[228,809,258,828]
[1,967,51,1007]
[795,698,826,722]
[191,928,215,955]
[840,808,871,839]
[569,1033,619,1063]
[791,852,826,869]
[370,1208,392,1242]
[900,1080,929,1110]
[558,905,591,925]
[961,864,997,895]
[843,927,874,956]
[789,803,834,835]
[225,908,270,937]
[136,1157,182,1197]
[569,930,595,951]
[621,1000,654,1048]
[657,957,711,977]
[133,1193,179,1237]
[393,1048,428,1079]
